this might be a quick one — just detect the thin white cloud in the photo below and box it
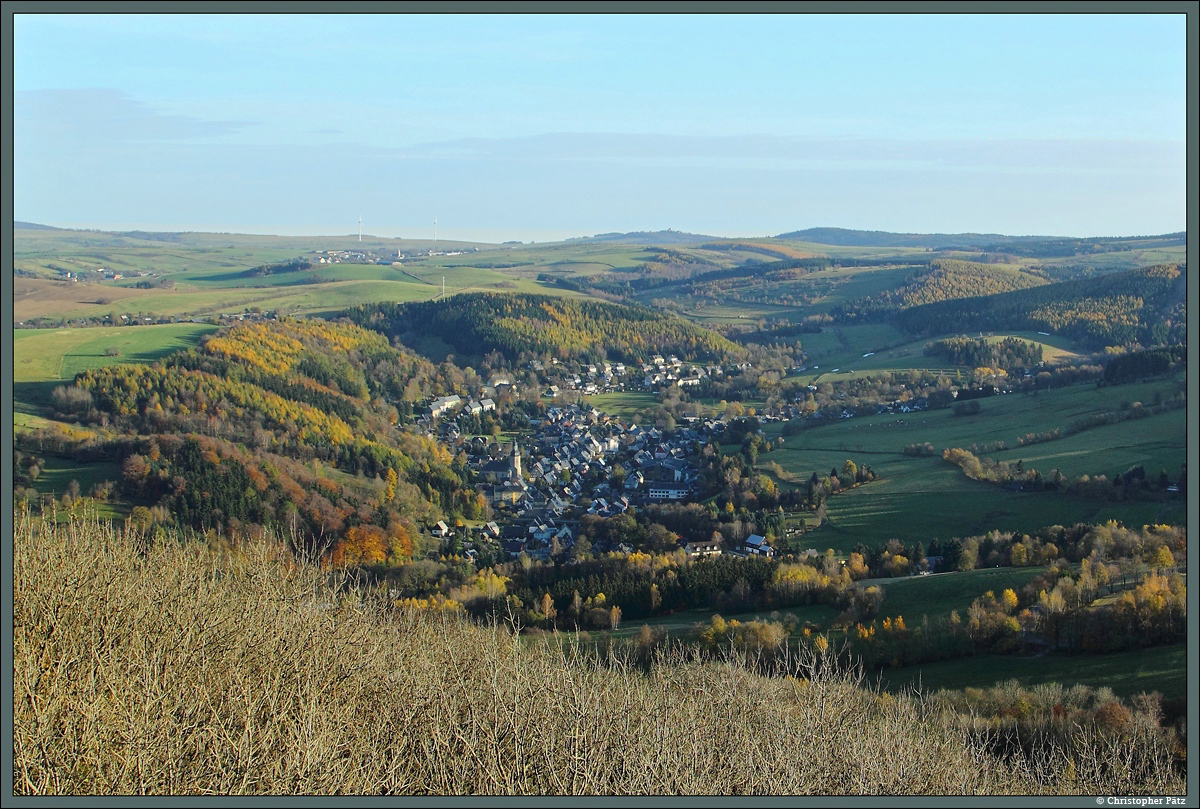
[14,88,254,144]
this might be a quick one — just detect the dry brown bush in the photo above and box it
[12,511,1185,796]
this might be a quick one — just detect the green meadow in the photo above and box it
[585,392,660,420]
[14,228,490,279]
[762,378,1185,549]
[1041,244,1187,271]
[876,643,1188,703]
[599,568,1048,646]
[27,457,122,500]
[793,329,1083,382]
[13,323,219,383]
[24,275,594,323]
[13,323,220,418]
[594,601,843,644]
[867,567,1050,625]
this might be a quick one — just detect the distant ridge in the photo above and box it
[14,221,65,230]
[775,227,1058,249]
[567,229,715,245]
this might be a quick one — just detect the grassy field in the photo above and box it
[1040,244,1187,271]
[13,323,219,382]
[28,458,122,499]
[793,329,1083,383]
[13,323,220,418]
[596,601,843,644]
[867,567,1049,624]
[14,275,601,322]
[15,227,634,321]
[876,644,1188,703]
[13,228,490,278]
[817,469,1184,552]
[585,392,660,420]
[762,378,1186,549]
[657,263,927,326]
[596,568,1048,646]
[416,244,661,277]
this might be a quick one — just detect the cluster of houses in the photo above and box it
[637,354,720,389]
[528,355,754,398]
[777,390,933,423]
[427,394,497,421]
[419,392,797,562]
[421,402,721,560]
[56,267,152,282]
[316,250,371,264]
[535,358,629,398]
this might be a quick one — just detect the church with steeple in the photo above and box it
[509,440,522,480]
[479,441,523,484]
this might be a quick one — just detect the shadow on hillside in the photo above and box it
[13,381,58,415]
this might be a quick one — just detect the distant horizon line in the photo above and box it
[12,220,1188,245]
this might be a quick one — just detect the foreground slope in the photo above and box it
[13,513,1183,796]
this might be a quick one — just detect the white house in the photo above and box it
[745,534,774,557]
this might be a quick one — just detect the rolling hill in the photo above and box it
[893,264,1186,349]
[340,292,747,364]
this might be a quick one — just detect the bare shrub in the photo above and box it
[12,513,1185,796]
[49,385,93,416]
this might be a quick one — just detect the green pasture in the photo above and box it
[14,323,219,417]
[19,285,301,321]
[16,230,315,278]
[868,567,1049,626]
[876,643,1188,703]
[16,227,487,267]
[772,377,1182,458]
[416,244,656,275]
[980,331,1081,362]
[591,567,1050,645]
[585,392,660,420]
[985,406,1185,480]
[13,323,219,383]
[23,272,600,324]
[783,263,918,308]
[794,324,915,370]
[794,329,1083,382]
[41,279,443,320]
[27,457,122,499]
[682,303,803,325]
[1040,245,1186,271]
[164,263,424,287]
[346,264,513,289]
[645,263,924,323]
[815,465,1100,550]
[761,379,1185,548]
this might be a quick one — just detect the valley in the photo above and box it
[11,223,1189,719]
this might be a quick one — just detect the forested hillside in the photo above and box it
[832,259,1049,321]
[52,317,483,559]
[894,264,1186,349]
[342,293,746,363]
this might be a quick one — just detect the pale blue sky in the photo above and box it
[13,12,1188,242]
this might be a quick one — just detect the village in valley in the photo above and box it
[418,349,941,566]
